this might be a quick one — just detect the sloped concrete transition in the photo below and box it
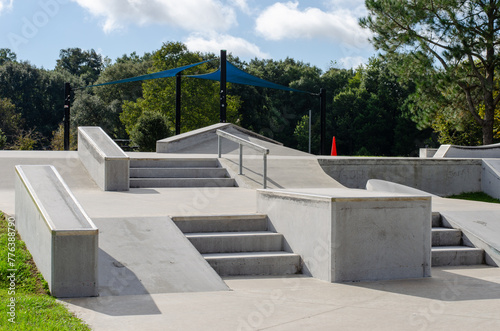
[2,124,499,301]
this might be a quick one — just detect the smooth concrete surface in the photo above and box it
[62,266,500,331]
[420,148,438,158]
[15,165,98,297]
[78,127,130,191]
[257,188,432,282]
[319,157,482,195]
[434,143,500,158]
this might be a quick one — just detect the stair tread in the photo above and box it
[432,227,460,231]
[130,167,222,170]
[185,231,280,238]
[432,246,483,251]
[203,251,299,259]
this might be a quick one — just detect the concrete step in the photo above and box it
[432,212,442,227]
[185,231,283,254]
[130,167,229,179]
[172,214,268,233]
[203,252,301,276]
[130,158,219,168]
[129,177,235,188]
[432,246,484,266]
[432,227,462,246]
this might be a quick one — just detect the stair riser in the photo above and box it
[130,178,235,188]
[174,217,268,233]
[205,256,301,276]
[432,250,484,266]
[187,235,283,254]
[130,159,218,168]
[432,230,462,246]
[130,168,229,179]
[432,213,442,227]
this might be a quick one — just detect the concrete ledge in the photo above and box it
[434,143,500,158]
[15,165,98,297]
[257,188,431,282]
[78,127,129,191]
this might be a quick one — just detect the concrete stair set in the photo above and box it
[172,214,301,276]
[432,212,485,266]
[129,158,235,188]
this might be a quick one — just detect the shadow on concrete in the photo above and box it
[62,249,161,316]
[224,158,284,189]
[122,188,160,195]
[346,266,500,302]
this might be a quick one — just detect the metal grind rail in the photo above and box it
[216,129,270,188]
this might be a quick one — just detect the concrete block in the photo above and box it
[257,188,432,282]
[78,127,129,191]
[15,165,98,297]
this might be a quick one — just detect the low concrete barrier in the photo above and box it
[482,160,500,200]
[15,165,98,297]
[434,143,500,158]
[257,188,431,282]
[78,127,129,191]
[318,157,482,196]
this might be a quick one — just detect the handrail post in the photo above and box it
[239,143,243,175]
[218,135,222,158]
[263,153,267,189]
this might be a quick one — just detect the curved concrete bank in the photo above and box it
[15,165,98,297]
[433,143,500,158]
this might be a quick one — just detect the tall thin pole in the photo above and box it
[175,73,182,135]
[220,50,227,123]
[308,109,312,154]
[320,88,326,155]
[64,82,71,151]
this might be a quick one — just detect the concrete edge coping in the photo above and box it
[78,127,129,161]
[257,189,432,203]
[170,214,267,221]
[15,165,98,236]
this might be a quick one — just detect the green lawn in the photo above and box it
[448,191,500,204]
[0,211,91,330]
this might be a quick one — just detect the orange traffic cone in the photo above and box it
[331,136,337,156]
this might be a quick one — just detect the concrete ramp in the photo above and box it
[434,143,500,158]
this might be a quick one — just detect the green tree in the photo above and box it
[56,48,104,85]
[0,97,22,141]
[361,0,500,145]
[0,129,6,149]
[130,111,171,152]
[0,48,16,65]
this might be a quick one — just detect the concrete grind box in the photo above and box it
[257,188,431,282]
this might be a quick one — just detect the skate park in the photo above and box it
[1,122,500,330]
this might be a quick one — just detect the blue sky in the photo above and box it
[0,0,375,72]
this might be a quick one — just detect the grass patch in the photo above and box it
[447,191,500,204]
[0,211,91,330]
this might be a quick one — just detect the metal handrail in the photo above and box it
[216,129,270,188]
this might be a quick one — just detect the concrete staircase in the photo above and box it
[129,158,236,188]
[172,214,301,276]
[432,212,485,266]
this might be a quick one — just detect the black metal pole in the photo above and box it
[175,73,182,135]
[64,82,71,151]
[320,88,326,155]
[220,50,227,123]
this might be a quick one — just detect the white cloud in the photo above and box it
[185,32,270,59]
[255,1,371,47]
[0,0,13,14]
[71,0,237,33]
[339,56,366,69]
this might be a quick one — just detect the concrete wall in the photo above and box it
[15,165,98,297]
[257,188,431,282]
[318,157,482,196]
[481,160,500,200]
[78,127,130,191]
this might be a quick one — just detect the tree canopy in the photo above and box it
[361,0,500,145]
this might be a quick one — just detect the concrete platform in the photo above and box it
[61,266,500,330]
